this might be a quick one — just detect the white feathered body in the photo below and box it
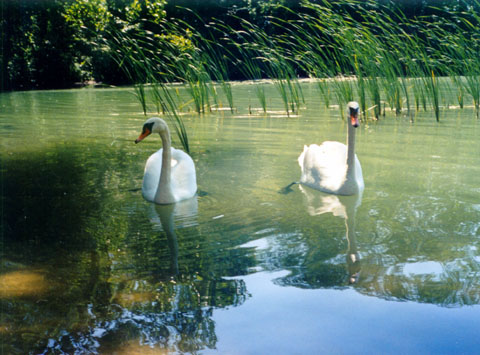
[142,147,197,204]
[298,141,364,196]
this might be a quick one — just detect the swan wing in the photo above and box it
[142,148,197,203]
[355,155,364,192]
[299,142,348,192]
[142,149,163,202]
[170,148,197,201]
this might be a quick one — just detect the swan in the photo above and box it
[135,117,197,204]
[298,101,364,196]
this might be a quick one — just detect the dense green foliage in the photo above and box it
[1,0,168,90]
[1,0,77,90]
[1,0,287,90]
[2,0,479,92]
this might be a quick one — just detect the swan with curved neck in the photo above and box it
[298,101,364,196]
[135,117,197,204]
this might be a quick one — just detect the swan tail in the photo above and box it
[297,145,308,171]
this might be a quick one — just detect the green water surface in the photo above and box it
[1,82,480,354]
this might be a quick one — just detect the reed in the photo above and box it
[212,20,269,113]
[451,34,480,118]
[464,74,480,118]
[106,0,480,127]
[231,16,306,116]
[134,84,148,115]
[160,83,191,154]
[316,79,331,108]
[238,49,268,112]
[273,4,344,109]
[456,7,480,117]
[107,22,193,152]
[203,40,235,113]
[107,29,152,115]
[451,76,465,109]
[177,14,235,113]
[426,71,440,121]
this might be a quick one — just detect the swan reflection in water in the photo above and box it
[147,196,198,277]
[299,185,362,284]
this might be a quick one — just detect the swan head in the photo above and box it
[347,101,360,128]
[135,117,168,144]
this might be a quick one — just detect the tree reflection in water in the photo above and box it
[0,146,250,354]
[269,186,480,308]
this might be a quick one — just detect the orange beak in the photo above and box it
[350,113,359,128]
[135,129,151,144]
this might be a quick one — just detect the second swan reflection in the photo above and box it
[300,186,362,284]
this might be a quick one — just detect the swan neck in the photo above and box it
[342,196,357,243]
[160,129,171,183]
[345,212,357,252]
[155,127,175,203]
[346,123,356,178]
[345,212,360,284]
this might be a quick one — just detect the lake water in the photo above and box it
[1,82,480,354]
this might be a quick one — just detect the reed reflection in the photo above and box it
[299,185,363,284]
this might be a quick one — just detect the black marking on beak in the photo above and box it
[349,107,359,128]
[135,122,154,144]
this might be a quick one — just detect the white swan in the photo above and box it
[298,101,364,196]
[135,117,197,204]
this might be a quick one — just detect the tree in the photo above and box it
[1,0,78,90]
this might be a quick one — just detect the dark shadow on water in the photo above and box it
[0,146,253,354]
[127,187,142,192]
[0,144,116,354]
[1,146,101,262]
